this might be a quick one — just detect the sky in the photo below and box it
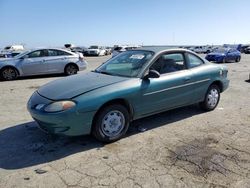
[0,0,250,48]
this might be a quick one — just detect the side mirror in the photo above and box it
[144,70,160,79]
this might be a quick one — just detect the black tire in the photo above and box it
[0,67,18,81]
[222,57,226,63]
[200,84,220,111]
[236,56,241,62]
[64,64,78,76]
[92,104,130,143]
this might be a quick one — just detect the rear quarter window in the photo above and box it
[57,50,72,56]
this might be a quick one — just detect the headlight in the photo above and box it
[44,101,76,112]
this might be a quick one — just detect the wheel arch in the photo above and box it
[64,62,79,72]
[210,80,223,93]
[92,98,134,126]
[0,65,20,75]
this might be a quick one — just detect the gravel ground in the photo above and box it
[0,54,250,188]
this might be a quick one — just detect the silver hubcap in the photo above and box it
[2,68,16,80]
[207,88,219,108]
[67,66,77,75]
[101,110,125,137]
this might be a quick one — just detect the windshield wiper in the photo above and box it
[92,70,132,78]
[93,70,113,76]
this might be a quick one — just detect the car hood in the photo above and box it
[37,72,129,100]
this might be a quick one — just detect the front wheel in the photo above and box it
[64,64,78,76]
[0,67,18,81]
[200,85,220,111]
[235,56,241,62]
[92,104,130,143]
[222,57,226,63]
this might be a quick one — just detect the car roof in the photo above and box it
[135,46,191,54]
[30,48,75,53]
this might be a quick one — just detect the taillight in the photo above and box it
[79,53,84,61]
[79,56,85,61]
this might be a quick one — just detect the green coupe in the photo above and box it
[27,47,229,142]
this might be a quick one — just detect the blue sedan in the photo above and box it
[205,48,241,63]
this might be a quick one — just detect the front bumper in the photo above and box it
[221,79,229,92]
[27,92,95,136]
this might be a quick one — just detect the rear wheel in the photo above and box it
[200,85,220,111]
[0,67,18,81]
[92,104,130,143]
[64,64,78,75]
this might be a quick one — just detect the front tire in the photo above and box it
[64,64,78,76]
[200,85,220,111]
[92,104,130,143]
[0,67,18,81]
[222,57,226,63]
[235,56,241,62]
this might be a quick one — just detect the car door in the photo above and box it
[21,50,49,75]
[47,49,70,73]
[226,49,234,61]
[138,52,195,116]
[185,52,211,102]
[231,49,238,61]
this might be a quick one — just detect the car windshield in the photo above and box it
[14,50,30,59]
[95,50,154,77]
[114,47,123,51]
[215,48,228,53]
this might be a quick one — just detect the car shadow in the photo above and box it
[0,105,204,170]
[0,74,65,82]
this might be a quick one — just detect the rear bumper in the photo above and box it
[77,61,88,71]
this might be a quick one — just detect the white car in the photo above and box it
[192,46,212,54]
[0,45,25,58]
[0,48,87,80]
[86,46,106,56]
[112,45,139,57]
[2,45,24,52]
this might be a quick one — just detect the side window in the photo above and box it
[150,53,185,74]
[187,53,204,68]
[57,50,71,56]
[48,50,58,56]
[27,50,41,58]
[48,50,71,56]
[27,50,48,58]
